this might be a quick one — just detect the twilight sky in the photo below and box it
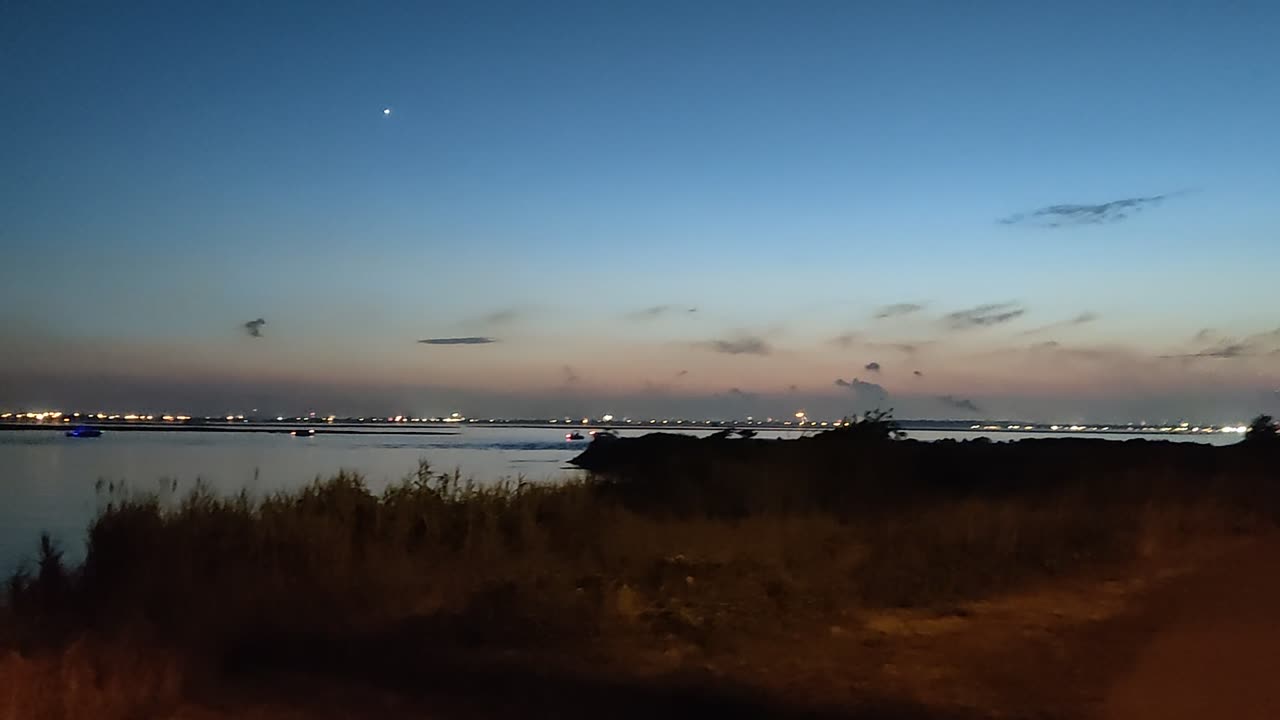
[2,0,1278,423]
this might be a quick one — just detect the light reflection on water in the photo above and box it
[0,426,1238,572]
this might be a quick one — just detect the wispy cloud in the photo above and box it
[873,302,925,320]
[476,309,521,327]
[1000,192,1182,227]
[417,337,498,345]
[830,334,925,355]
[727,387,757,400]
[694,336,772,356]
[627,305,698,321]
[1161,327,1280,360]
[243,318,266,338]
[1016,312,1098,336]
[829,332,860,349]
[877,342,922,355]
[834,377,889,408]
[943,302,1026,330]
[864,361,881,372]
[938,395,982,413]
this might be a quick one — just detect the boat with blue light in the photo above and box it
[65,426,102,438]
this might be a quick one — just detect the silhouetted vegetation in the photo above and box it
[1246,414,1279,444]
[3,421,1279,717]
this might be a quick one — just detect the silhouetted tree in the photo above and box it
[825,408,906,441]
[1244,415,1279,444]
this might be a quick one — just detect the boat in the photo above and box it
[565,431,585,441]
[65,426,102,438]
[290,428,316,437]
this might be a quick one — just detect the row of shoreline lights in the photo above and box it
[0,411,193,422]
[0,411,1249,432]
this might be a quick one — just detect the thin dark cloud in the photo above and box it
[938,395,982,413]
[1163,343,1254,360]
[873,303,925,320]
[694,336,772,356]
[943,303,1027,330]
[829,332,860,349]
[243,318,266,338]
[864,361,881,372]
[727,387,757,400]
[1161,327,1280,360]
[627,305,698,321]
[1192,328,1217,344]
[476,309,520,327]
[1000,192,1181,227]
[1016,312,1098,336]
[1029,341,1141,365]
[675,369,689,377]
[417,337,497,345]
[832,335,924,355]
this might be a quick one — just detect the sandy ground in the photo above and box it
[1101,538,1280,719]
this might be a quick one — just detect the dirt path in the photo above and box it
[167,538,1280,719]
[1102,538,1280,719]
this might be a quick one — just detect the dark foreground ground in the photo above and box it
[149,536,1276,719]
[4,423,1278,719]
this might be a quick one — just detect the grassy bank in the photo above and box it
[3,426,1279,718]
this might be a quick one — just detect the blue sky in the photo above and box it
[2,0,1278,421]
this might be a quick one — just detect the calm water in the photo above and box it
[0,426,1239,572]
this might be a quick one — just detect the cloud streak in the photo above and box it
[417,337,498,345]
[873,302,924,320]
[829,332,860,349]
[627,305,698,321]
[943,303,1026,330]
[476,309,520,327]
[694,336,772,356]
[937,395,982,413]
[1000,192,1180,227]
[1161,327,1280,360]
[1016,312,1099,336]
[243,318,266,338]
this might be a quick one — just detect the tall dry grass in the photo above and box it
[1,444,1276,717]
